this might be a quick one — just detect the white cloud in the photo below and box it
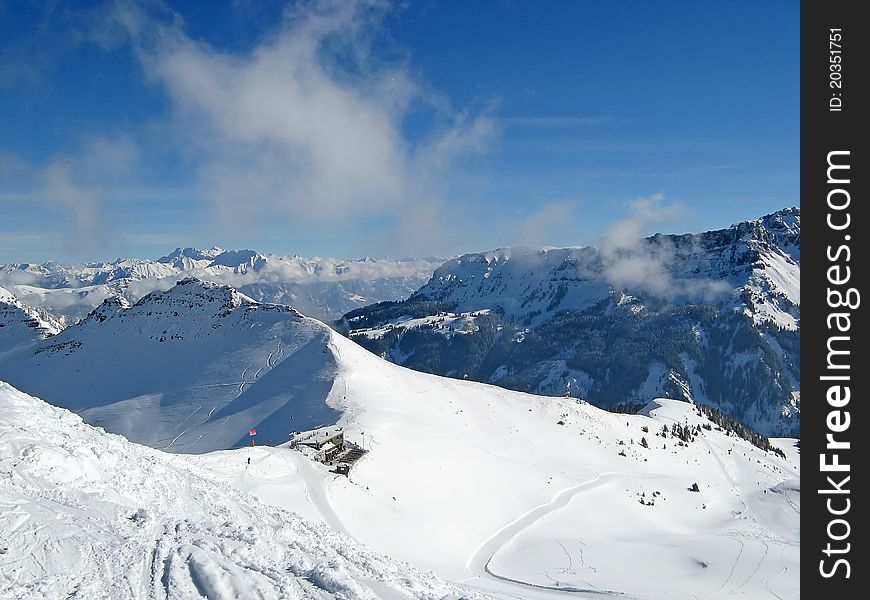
[40,161,105,247]
[0,136,140,254]
[112,0,495,233]
[600,194,732,301]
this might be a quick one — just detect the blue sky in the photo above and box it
[0,0,799,263]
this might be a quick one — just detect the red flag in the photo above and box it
[249,429,257,436]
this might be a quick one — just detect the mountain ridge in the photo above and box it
[0,272,799,598]
[0,285,64,350]
[1,250,446,324]
[340,208,800,436]
[0,278,339,452]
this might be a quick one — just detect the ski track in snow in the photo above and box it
[3,381,484,600]
[164,429,191,451]
[542,540,598,592]
[170,406,201,433]
[656,410,797,599]
[734,540,769,595]
[467,472,652,597]
[294,455,349,537]
[253,339,282,380]
[237,366,249,396]
[696,437,792,599]
[760,546,791,600]
[709,536,744,599]
[654,411,755,599]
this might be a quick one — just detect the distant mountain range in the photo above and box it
[0,248,445,324]
[0,209,800,436]
[338,208,800,436]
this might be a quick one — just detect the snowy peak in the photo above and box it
[82,295,132,323]
[413,209,800,325]
[0,286,63,347]
[2,249,445,323]
[662,207,800,272]
[741,207,800,244]
[0,286,19,305]
[0,279,329,452]
[93,258,179,284]
[412,245,605,321]
[208,249,268,272]
[155,246,268,273]
[73,278,291,343]
[148,277,258,310]
[744,207,800,262]
[343,208,800,436]
[157,246,224,269]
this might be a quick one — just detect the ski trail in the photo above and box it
[253,351,267,379]
[556,540,574,573]
[695,427,789,598]
[541,539,601,593]
[269,340,278,368]
[237,365,250,396]
[709,536,744,598]
[782,491,800,515]
[761,545,789,600]
[148,529,173,600]
[575,539,589,571]
[277,340,285,364]
[293,455,349,537]
[467,471,654,596]
[251,338,282,380]
[170,406,201,433]
[268,339,282,369]
[164,429,191,450]
[733,540,768,595]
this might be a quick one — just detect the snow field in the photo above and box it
[0,382,485,600]
[0,278,800,599]
[194,331,800,599]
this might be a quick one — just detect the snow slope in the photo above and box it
[0,278,799,598]
[1,250,444,324]
[0,286,63,352]
[0,279,343,453]
[193,332,800,599]
[0,381,482,600]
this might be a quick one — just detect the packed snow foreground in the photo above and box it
[0,382,479,600]
[0,280,799,599]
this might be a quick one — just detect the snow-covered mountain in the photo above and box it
[0,249,445,325]
[0,278,342,453]
[0,381,482,600]
[0,286,63,351]
[339,208,800,436]
[0,275,799,598]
